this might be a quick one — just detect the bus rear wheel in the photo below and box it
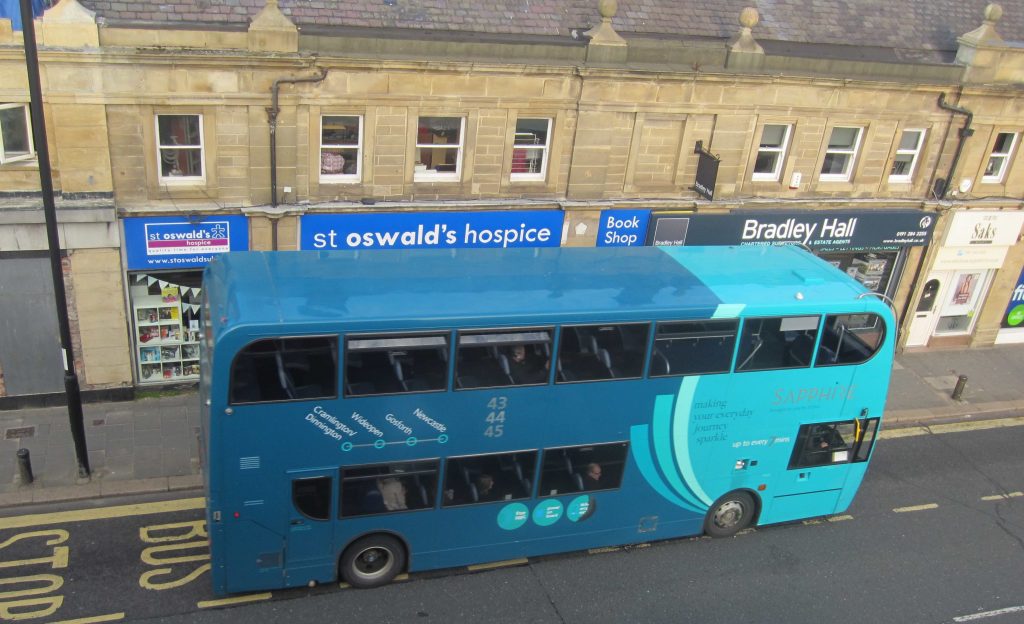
[340,534,406,589]
[704,491,755,538]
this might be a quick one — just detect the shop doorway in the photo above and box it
[0,256,65,395]
[906,270,994,346]
[906,276,942,347]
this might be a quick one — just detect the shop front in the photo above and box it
[122,215,249,384]
[638,209,936,307]
[907,211,1024,348]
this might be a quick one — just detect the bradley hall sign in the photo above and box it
[646,210,935,251]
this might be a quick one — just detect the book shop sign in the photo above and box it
[124,215,250,270]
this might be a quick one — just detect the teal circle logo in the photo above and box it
[1008,304,1024,327]
[438,434,449,444]
[566,495,595,522]
[406,436,418,446]
[374,439,386,449]
[532,500,564,526]
[340,441,353,452]
[497,503,529,531]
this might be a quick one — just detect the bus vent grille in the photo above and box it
[239,456,261,470]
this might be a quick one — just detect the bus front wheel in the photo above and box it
[340,534,406,589]
[703,491,756,538]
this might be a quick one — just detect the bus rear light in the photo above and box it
[233,511,241,519]
[757,484,767,491]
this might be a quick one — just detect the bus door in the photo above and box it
[286,468,337,578]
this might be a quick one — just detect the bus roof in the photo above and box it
[204,245,872,335]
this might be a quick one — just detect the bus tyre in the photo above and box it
[341,535,406,589]
[704,491,755,538]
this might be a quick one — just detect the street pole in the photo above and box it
[19,0,91,478]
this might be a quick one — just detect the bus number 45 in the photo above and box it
[485,397,507,437]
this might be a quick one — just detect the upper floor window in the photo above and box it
[819,126,862,182]
[982,131,1018,183]
[888,129,925,183]
[415,116,464,182]
[752,124,791,181]
[320,115,361,183]
[0,104,34,164]
[510,118,552,182]
[157,114,204,183]
[736,316,820,372]
[556,323,649,383]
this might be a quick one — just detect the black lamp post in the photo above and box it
[18,0,91,478]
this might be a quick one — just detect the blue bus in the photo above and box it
[200,245,894,595]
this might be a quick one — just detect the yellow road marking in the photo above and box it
[894,503,939,513]
[981,492,1023,501]
[51,614,125,624]
[0,498,206,530]
[827,514,854,522]
[467,558,528,571]
[880,416,1024,440]
[588,546,622,554]
[196,592,271,609]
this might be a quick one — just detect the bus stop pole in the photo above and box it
[19,0,91,478]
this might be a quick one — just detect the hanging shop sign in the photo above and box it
[692,141,720,202]
[596,209,651,247]
[645,210,935,250]
[124,215,249,270]
[300,210,565,250]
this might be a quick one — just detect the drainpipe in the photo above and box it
[266,67,328,248]
[936,93,974,200]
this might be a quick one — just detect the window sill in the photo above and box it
[414,175,461,184]
[319,176,362,185]
[0,157,39,170]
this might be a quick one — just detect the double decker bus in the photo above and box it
[200,245,894,595]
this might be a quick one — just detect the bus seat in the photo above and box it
[563,451,574,475]
[596,348,613,375]
[345,380,376,396]
[571,472,584,491]
[651,347,670,376]
[469,483,479,503]
[496,354,514,383]
[393,360,407,390]
[787,333,816,366]
[520,477,532,496]
[456,374,480,389]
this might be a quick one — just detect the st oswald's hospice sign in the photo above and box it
[124,215,249,270]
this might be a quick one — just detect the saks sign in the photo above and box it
[944,211,1024,248]
[647,210,935,250]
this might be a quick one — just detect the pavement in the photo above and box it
[1,344,1022,509]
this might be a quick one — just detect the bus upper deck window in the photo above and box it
[455,328,553,390]
[735,316,820,372]
[556,323,648,383]
[649,319,738,377]
[815,314,885,366]
[230,336,338,404]
[345,333,449,397]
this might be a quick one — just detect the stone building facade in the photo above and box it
[1,0,1023,402]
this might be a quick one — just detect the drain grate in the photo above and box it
[4,426,36,440]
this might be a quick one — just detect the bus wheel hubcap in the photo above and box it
[355,547,392,578]
[714,501,744,528]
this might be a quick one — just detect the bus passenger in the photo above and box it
[583,463,603,490]
[378,477,407,511]
[476,474,500,502]
[508,345,548,384]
